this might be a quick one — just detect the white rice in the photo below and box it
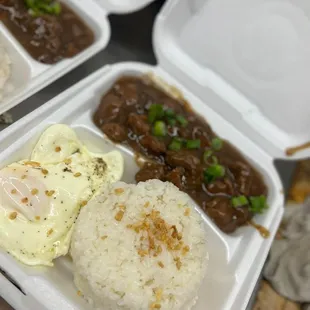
[71,180,208,310]
[0,46,12,102]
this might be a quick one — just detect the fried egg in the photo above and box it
[0,124,124,266]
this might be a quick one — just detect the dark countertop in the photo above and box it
[0,0,296,309]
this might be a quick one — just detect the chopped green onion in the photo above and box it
[203,164,225,183]
[203,150,219,164]
[28,8,40,16]
[152,121,167,137]
[249,196,269,214]
[25,0,62,16]
[148,104,164,123]
[168,118,177,127]
[176,114,188,127]
[49,2,61,14]
[25,0,36,8]
[203,150,213,163]
[186,139,201,149]
[211,137,223,151]
[173,137,184,143]
[169,138,182,151]
[164,108,175,118]
[211,156,218,165]
[231,196,249,208]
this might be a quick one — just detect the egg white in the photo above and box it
[31,124,82,164]
[0,124,124,266]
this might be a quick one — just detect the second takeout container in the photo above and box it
[0,0,309,309]
[0,0,154,115]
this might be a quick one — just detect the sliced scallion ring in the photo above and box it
[203,164,225,183]
[148,104,164,123]
[231,196,248,208]
[152,121,167,137]
[176,114,188,127]
[186,139,201,149]
[203,150,212,163]
[168,138,182,151]
[249,196,269,214]
[211,137,223,151]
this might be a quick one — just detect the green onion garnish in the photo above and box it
[174,137,185,143]
[168,138,182,151]
[203,150,218,164]
[176,115,188,127]
[164,108,175,118]
[148,104,164,123]
[249,196,269,214]
[211,137,223,151]
[168,118,176,127]
[186,139,201,149]
[211,156,218,164]
[25,0,62,16]
[203,164,225,183]
[203,150,213,163]
[52,2,61,14]
[231,196,249,208]
[152,121,167,137]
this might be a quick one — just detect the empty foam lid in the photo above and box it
[154,0,310,159]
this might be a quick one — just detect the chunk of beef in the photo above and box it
[183,169,204,190]
[166,150,200,171]
[114,80,138,104]
[136,163,165,183]
[233,206,252,226]
[228,161,253,195]
[94,93,123,125]
[166,167,185,189]
[206,178,235,196]
[248,175,268,196]
[140,135,166,154]
[102,123,127,143]
[127,113,150,135]
[205,197,237,233]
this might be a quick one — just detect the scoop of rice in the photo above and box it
[0,47,12,102]
[71,180,208,310]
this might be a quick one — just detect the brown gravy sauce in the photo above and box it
[286,141,310,157]
[94,76,269,234]
[0,0,94,64]
[248,220,270,238]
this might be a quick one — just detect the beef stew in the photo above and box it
[0,0,94,65]
[94,76,268,233]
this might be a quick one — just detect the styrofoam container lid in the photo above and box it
[153,0,310,160]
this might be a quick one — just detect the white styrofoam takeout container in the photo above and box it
[1,0,309,309]
[0,0,154,115]
[0,61,283,310]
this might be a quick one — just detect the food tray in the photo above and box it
[0,62,284,310]
[0,0,154,116]
[3,0,310,308]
